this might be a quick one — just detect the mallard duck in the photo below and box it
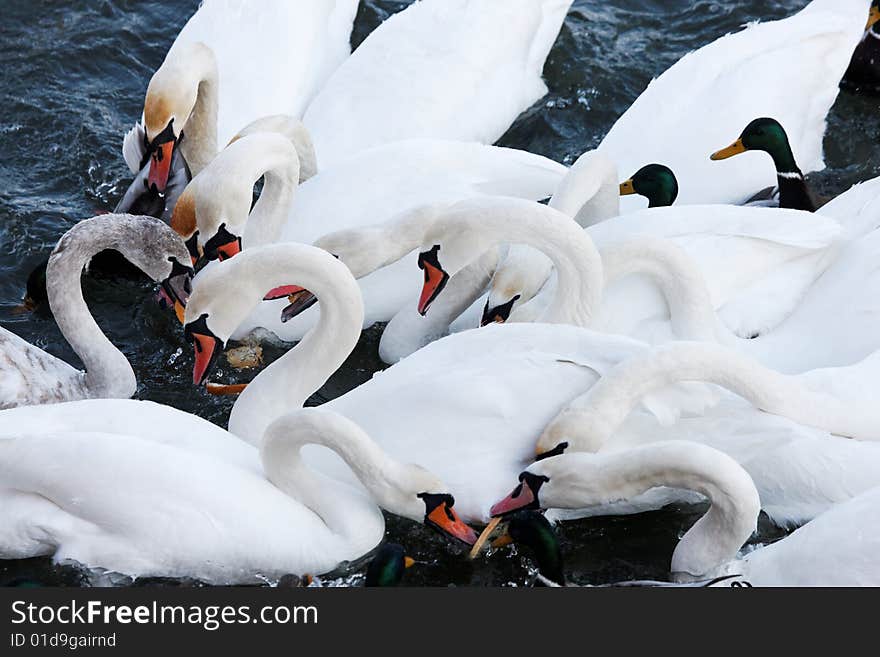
[711,117,824,211]
[619,164,679,208]
[364,544,416,587]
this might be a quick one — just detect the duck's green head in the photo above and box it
[497,511,565,587]
[619,164,679,208]
[710,117,796,170]
[364,544,415,587]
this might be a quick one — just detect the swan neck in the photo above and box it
[456,202,602,326]
[260,410,389,547]
[46,232,135,398]
[555,342,878,454]
[242,157,300,249]
[599,444,758,578]
[181,65,219,175]
[600,239,719,341]
[227,251,365,446]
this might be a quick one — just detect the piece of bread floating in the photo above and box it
[225,344,263,369]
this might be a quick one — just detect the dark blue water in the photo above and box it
[0,0,869,586]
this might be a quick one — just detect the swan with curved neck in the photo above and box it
[0,405,475,583]
[168,129,564,344]
[491,441,760,581]
[0,214,192,409]
[538,342,880,460]
[417,197,604,326]
[494,438,880,586]
[171,131,302,264]
[117,39,317,219]
[183,242,364,446]
[414,196,781,339]
[482,150,619,325]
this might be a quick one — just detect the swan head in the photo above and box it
[54,214,193,322]
[356,456,477,545]
[619,164,679,208]
[535,408,608,459]
[175,134,300,270]
[116,43,216,221]
[490,455,602,518]
[416,228,489,316]
[710,118,794,169]
[172,182,244,269]
[142,42,215,187]
[119,214,194,321]
[183,244,361,385]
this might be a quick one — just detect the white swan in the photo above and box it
[537,341,880,527]
[0,242,712,524]
[170,131,303,263]
[304,0,574,167]
[490,441,880,585]
[0,407,475,584]
[0,214,192,409]
[480,153,839,331]
[600,0,868,212]
[402,197,839,346]
[120,0,356,174]
[457,177,880,375]
[480,151,619,328]
[174,136,566,342]
[0,243,480,581]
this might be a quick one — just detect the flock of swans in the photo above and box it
[2,0,880,587]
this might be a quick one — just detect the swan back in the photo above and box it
[601,0,867,210]
[171,0,358,142]
[304,0,573,166]
[739,485,880,586]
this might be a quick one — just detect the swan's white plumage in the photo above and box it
[0,431,380,583]
[734,485,880,586]
[0,330,85,409]
[168,0,359,144]
[586,205,840,341]
[605,396,880,529]
[121,122,146,174]
[315,324,716,522]
[234,140,566,341]
[719,174,880,337]
[304,0,573,166]
[738,227,880,372]
[601,0,867,211]
[0,327,710,525]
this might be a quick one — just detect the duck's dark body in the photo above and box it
[844,28,880,94]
